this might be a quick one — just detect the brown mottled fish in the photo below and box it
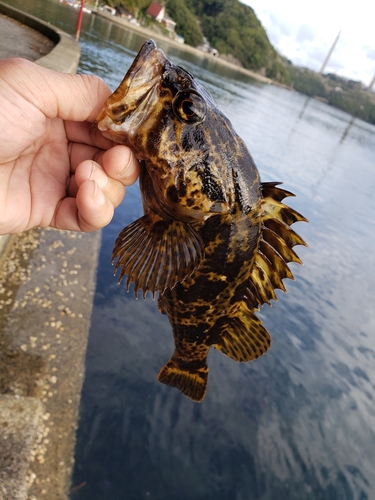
[95,40,307,402]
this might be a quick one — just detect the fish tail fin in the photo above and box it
[158,355,208,402]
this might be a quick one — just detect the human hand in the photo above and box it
[0,58,140,234]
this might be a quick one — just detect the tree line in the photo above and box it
[106,0,288,81]
[289,67,375,125]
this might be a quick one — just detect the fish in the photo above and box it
[95,39,307,402]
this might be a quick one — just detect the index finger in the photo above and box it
[3,60,112,122]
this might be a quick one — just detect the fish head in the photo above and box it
[95,39,166,144]
[95,39,260,220]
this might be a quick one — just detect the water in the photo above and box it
[6,1,375,498]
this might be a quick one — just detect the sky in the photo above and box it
[243,0,375,86]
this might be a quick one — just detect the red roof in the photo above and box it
[146,2,164,19]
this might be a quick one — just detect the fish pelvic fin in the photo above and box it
[112,210,204,298]
[245,182,308,308]
[213,306,271,362]
[157,355,208,402]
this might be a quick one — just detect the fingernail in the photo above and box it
[89,161,97,181]
[90,161,109,189]
[91,180,106,206]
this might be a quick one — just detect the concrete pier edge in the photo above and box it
[0,5,97,500]
[0,1,80,73]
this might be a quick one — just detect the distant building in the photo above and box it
[175,34,185,44]
[198,37,219,57]
[208,47,219,57]
[146,2,176,33]
[115,6,133,19]
[146,2,165,22]
[162,15,176,32]
[100,5,115,15]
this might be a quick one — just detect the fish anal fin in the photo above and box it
[213,311,271,362]
[112,211,204,297]
[158,356,208,402]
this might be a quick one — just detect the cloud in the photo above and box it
[296,24,316,43]
[259,10,294,46]
[363,45,375,59]
[325,57,345,74]
[243,0,375,84]
[309,45,330,69]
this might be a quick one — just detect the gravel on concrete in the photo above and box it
[0,395,44,500]
[0,228,101,500]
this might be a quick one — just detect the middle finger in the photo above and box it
[68,142,105,172]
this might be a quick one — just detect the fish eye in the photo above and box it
[172,90,206,124]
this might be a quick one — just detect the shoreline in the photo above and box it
[92,9,274,85]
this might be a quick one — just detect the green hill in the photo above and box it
[165,0,203,47]
[186,0,273,70]
[104,0,289,83]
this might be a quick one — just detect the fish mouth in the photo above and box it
[95,40,169,141]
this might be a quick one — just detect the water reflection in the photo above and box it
[72,26,375,498]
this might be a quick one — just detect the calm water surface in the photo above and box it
[6,1,375,498]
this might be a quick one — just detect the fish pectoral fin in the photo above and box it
[213,311,271,362]
[112,210,204,297]
[158,356,208,402]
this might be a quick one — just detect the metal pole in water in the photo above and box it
[76,0,85,41]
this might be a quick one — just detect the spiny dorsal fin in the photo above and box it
[261,227,302,265]
[112,210,204,297]
[261,197,308,226]
[260,181,295,202]
[259,239,293,282]
[264,218,307,249]
[251,253,280,304]
[212,306,271,362]
[245,183,307,309]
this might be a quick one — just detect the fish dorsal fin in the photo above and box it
[112,210,204,297]
[212,306,271,362]
[245,182,308,308]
